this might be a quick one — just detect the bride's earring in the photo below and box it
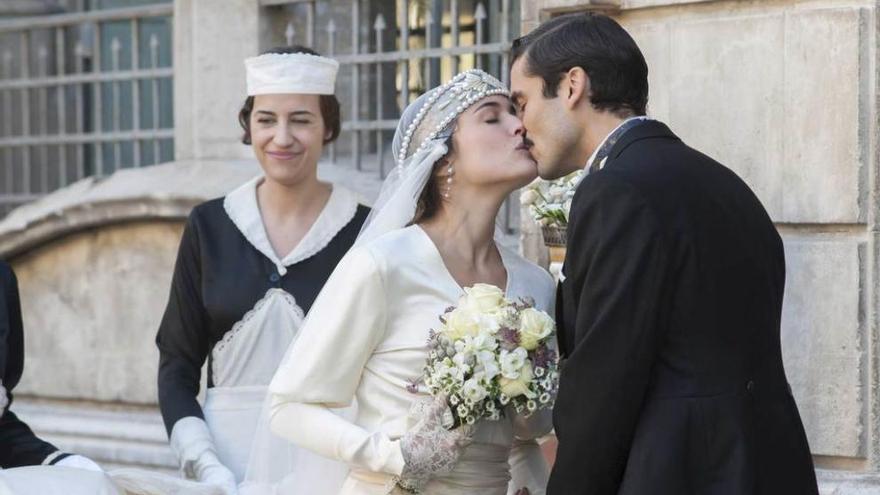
[443,163,454,199]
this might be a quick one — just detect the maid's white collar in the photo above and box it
[223,175,359,275]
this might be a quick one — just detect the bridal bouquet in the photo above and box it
[421,284,559,427]
[520,169,583,228]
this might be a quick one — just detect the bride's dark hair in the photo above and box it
[410,136,455,225]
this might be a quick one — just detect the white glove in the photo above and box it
[169,416,238,495]
[396,395,473,492]
[0,380,8,412]
[54,454,103,472]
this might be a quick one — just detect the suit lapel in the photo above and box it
[604,120,680,166]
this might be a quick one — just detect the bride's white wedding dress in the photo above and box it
[269,225,557,495]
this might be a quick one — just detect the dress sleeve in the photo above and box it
[156,213,211,435]
[269,247,405,475]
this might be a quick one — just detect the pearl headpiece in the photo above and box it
[396,69,509,166]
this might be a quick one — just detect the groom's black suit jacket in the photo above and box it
[549,121,818,495]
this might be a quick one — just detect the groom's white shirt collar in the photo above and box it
[584,116,651,171]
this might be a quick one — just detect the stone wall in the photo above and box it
[518,0,879,489]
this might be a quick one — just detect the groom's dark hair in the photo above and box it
[511,13,648,117]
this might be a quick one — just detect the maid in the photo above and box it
[155,45,369,493]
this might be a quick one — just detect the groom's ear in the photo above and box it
[562,67,589,110]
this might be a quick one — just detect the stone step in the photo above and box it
[12,398,176,473]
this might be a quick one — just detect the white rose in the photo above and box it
[520,189,540,206]
[499,362,536,399]
[518,308,555,351]
[461,378,489,404]
[462,284,506,314]
[500,347,528,379]
[443,307,481,340]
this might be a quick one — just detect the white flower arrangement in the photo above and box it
[420,284,559,427]
[521,169,584,228]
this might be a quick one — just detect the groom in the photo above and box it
[510,13,819,495]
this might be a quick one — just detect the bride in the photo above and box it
[267,69,556,494]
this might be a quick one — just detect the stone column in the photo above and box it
[173,0,269,161]
[518,0,880,491]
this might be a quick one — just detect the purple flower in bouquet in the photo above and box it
[531,345,557,370]
[498,327,520,351]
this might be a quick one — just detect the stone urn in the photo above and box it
[541,225,567,264]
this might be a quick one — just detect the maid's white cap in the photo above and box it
[245,52,339,96]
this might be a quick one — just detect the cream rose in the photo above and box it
[443,307,481,340]
[518,307,555,350]
[499,362,536,399]
[462,284,506,314]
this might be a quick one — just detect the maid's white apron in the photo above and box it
[204,289,303,482]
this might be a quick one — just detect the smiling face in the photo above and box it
[445,94,538,195]
[510,57,584,180]
[250,93,330,187]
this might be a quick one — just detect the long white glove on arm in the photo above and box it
[169,416,238,495]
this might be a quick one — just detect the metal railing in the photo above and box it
[0,3,173,217]
[267,0,521,231]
